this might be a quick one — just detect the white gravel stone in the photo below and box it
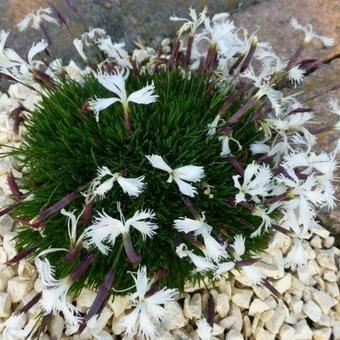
[231,288,253,309]
[264,304,286,334]
[109,295,132,318]
[215,293,230,318]
[7,277,33,303]
[2,232,17,259]
[313,327,332,340]
[0,215,13,237]
[303,300,322,322]
[254,327,275,340]
[48,315,65,340]
[111,315,125,335]
[0,292,11,317]
[316,250,337,271]
[323,270,337,282]
[317,315,333,328]
[310,235,322,249]
[225,328,243,340]
[243,315,251,338]
[293,319,313,339]
[326,282,340,297]
[333,321,340,340]
[248,298,271,316]
[183,293,202,319]
[0,247,7,265]
[313,226,330,239]
[313,291,334,315]
[324,236,335,248]
[253,285,271,300]
[273,273,291,294]
[162,301,187,330]
[76,288,97,309]
[279,323,295,340]
[291,299,303,315]
[289,276,305,298]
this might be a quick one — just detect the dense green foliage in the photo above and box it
[11,70,267,292]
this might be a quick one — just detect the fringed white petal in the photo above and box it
[116,175,145,197]
[145,154,172,173]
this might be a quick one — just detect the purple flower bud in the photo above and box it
[207,293,215,326]
[6,246,37,265]
[7,171,24,200]
[64,242,83,262]
[16,292,41,314]
[168,38,180,71]
[262,278,281,297]
[49,3,68,26]
[228,156,244,176]
[123,234,141,266]
[78,268,115,334]
[30,190,78,227]
[236,258,259,266]
[286,44,305,71]
[69,253,96,280]
[227,98,255,124]
[80,200,93,225]
[64,0,78,12]
[240,37,257,73]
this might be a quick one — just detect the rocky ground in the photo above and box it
[0,0,339,339]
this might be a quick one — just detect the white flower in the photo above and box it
[146,154,204,197]
[4,40,48,75]
[196,318,213,340]
[284,237,306,269]
[288,65,305,87]
[207,114,221,136]
[174,213,227,261]
[231,235,263,285]
[89,70,158,122]
[121,266,177,339]
[0,314,35,340]
[17,7,59,31]
[233,162,272,203]
[84,203,158,255]
[170,7,207,37]
[218,135,242,156]
[176,243,215,273]
[35,258,81,327]
[251,203,280,238]
[90,166,145,198]
[290,17,334,47]
[73,38,88,61]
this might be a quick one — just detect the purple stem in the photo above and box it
[207,293,215,326]
[7,171,24,200]
[64,242,83,262]
[286,44,305,71]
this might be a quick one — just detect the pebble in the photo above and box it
[183,293,202,319]
[313,291,334,315]
[323,236,334,248]
[162,301,187,330]
[109,295,132,318]
[76,288,97,309]
[48,315,65,340]
[313,327,332,340]
[215,293,229,318]
[279,323,295,340]
[323,270,337,282]
[333,321,340,340]
[316,250,337,271]
[0,292,11,317]
[310,235,322,248]
[273,273,291,294]
[7,277,33,303]
[225,328,243,340]
[303,300,322,322]
[231,288,253,309]
[293,319,313,339]
[254,327,276,340]
[248,298,270,316]
[264,304,286,334]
